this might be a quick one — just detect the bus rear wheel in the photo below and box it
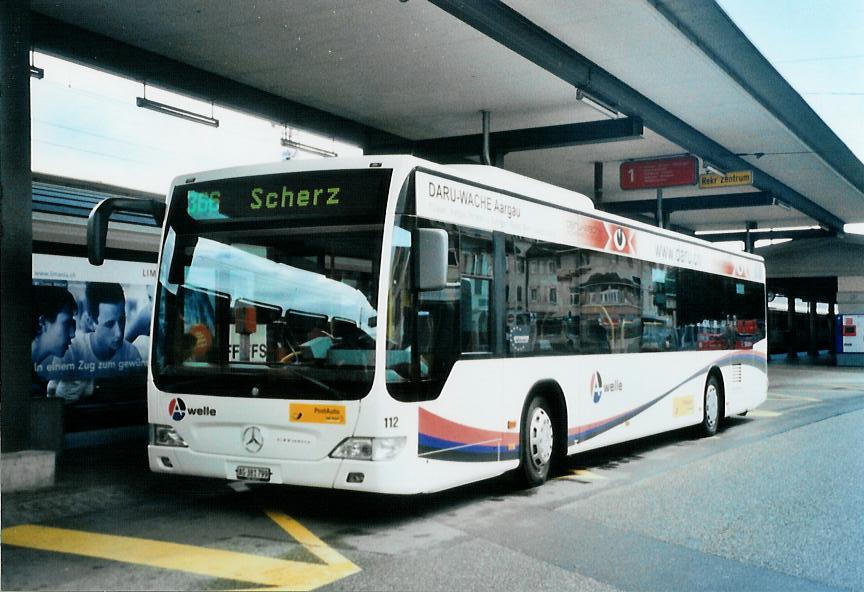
[517,396,554,487]
[699,375,722,437]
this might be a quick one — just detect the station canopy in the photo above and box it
[30,0,864,242]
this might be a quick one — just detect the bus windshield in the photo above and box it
[153,169,390,400]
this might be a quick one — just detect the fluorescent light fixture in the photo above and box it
[772,197,793,211]
[772,225,819,232]
[280,137,338,158]
[702,161,725,176]
[575,88,621,119]
[30,51,44,79]
[136,96,219,128]
[845,223,864,235]
[697,224,819,236]
[695,228,743,236]
[754,238,793,249]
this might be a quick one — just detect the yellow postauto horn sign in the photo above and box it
[699,170,753,189]
[290,403,346,425]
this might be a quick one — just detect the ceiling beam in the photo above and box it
[370,117,643,158]
[428,0,847,234]
[700,228,834,243]
[653,0,864,198]
[30,12,403,151]
[614,212,695,236]
[605,191,774,215]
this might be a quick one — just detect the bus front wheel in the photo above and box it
[517,396,554,487]
[699,375,722,437]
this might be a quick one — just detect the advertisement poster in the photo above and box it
[31,254,156,406]
[839,314,864,353]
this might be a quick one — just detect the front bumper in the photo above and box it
[148,445,443,494]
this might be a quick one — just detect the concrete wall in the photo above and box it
[837,276,864,314]
[761,236,864,366]
[761,236,864,278]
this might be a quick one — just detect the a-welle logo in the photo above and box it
[590,372,624,403]
[168,397,217,421]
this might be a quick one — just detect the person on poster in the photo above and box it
[125,284,153,360]
[77,282,143,363]
[52,282,143,402]
[32,285,78,397]
[31,285,78,365]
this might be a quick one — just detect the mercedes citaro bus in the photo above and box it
[88,156,767,493]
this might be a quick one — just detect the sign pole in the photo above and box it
[593,161,604,210]
[745,221,756,253]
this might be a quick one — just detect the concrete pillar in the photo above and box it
[807,297,818,357]
[744,221,757,254]
[1,0,33,451]
[786,291,798,360]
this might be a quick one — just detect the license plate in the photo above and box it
[236,465,271,482]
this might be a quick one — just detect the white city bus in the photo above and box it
[89,155,767,493]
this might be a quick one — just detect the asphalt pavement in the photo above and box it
[2,360,863,591]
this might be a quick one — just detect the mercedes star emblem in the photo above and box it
[242,426,263,453]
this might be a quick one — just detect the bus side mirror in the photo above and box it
[87,197,166,265]
[417,228,448,291]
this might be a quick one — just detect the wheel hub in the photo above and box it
[529,407,554,468]
[706,384,719,429]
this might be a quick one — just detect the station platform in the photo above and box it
[3,361,863,529]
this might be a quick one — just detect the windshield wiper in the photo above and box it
[276,365,346,399]
[158,368,346,399]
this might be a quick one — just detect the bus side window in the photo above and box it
[504,238,531,356]
[579,251,641,354]
[459,235,493,353]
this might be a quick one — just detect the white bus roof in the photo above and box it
[170,155,762,263]
[444,163,595,211]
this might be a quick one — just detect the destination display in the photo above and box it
[181,169,392,223]
[620,156,698,190]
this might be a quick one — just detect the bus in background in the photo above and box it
[88,156,767,493]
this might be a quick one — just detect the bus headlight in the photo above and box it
[151,424,188,448]
[330,437,406,461]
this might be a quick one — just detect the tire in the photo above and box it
[699,375,722,437]
[517,396,555,487]
[738,410,748,417]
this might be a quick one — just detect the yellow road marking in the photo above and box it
[557,468,607,481]
[1,510,359,591]
[748,409,782,418]
[265,510,357,571]
[768,393,821,402]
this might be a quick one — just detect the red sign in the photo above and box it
[620,156,698,190]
